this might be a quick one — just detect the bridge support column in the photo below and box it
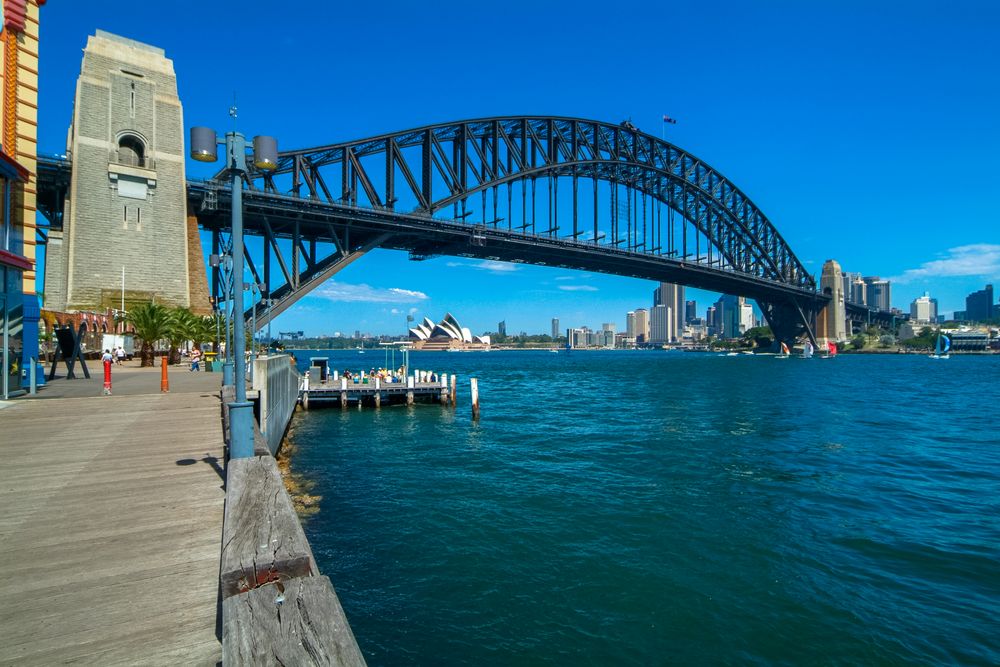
[758,298,822,350]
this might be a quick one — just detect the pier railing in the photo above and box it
[220,385,366,665]
[252,354,300,455]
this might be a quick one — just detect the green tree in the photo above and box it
[741,326,773,349]
[127,302,172,367]
[851,334,867,350]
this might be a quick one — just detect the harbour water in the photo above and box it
[288,350,999,665]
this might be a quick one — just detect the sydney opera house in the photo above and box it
[408,313,491,350]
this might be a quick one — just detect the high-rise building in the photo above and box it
[910,293,937,323]
[817,259,847,344]
[653,282,685,341]
[706,305,717,335]
[863,276,891,311]
[498,320,507,336]
[685,300,697,324]
[715,295,753,338]
[842,272,866,305]
[649,305,673,344]
[965,284,994,322]
[551,317,560,339]
[626,311,636,339]
[633,308,649,344]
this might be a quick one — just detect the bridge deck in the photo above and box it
[0,364,225,665]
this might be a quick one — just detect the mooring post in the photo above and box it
[303,370,310,392]
[439,373,448,405]
[160,355,169,393]
[450,374,457,405]
[302,392,309,410]
[471,377,480,421]
[406,374,414,406]
[374,377,381,408]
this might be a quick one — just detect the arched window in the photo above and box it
[118,134,146,167]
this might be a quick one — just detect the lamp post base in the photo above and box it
[228,401,255,458]
[222,362,234,387]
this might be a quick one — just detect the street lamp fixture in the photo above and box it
[190,123,278,459]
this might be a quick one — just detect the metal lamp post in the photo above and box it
[191,124,278,459]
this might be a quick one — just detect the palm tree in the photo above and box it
[127,303,171,367]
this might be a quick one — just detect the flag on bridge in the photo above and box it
[662,115,678,124]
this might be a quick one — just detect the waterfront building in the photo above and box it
[910,293,937,323]
[953,310,967,322]
[551,317,559,339]
[0,0,45,399]
[864,276,892,311]
[964,284,994,322]
[950,329,990,351]
[653,282,684,341]
[715,295,753,339]
[685,300,697,324]
[842,272,866,305]
[626,311,636,339]
[408,312,490,350]
[633,308,649,344]
[649,304,673,344]
[45,31,210,315]
[705,305,717,336]
[817,259,847,344]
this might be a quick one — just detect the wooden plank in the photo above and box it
[223,576,367,666]
[0,388,224,664]
[220,455,317,598]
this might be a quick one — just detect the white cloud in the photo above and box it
[408,307,419,315]
[314,282,429,303]
[558,285,599,292]
[445,260,519,273]
[390,308,401,315]
[554,276,576,281]
[890,244,1000,283]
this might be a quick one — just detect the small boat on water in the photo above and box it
[819,342,838,359]
[776,342,791,358]
[930,332,950,359]
[802,341,814,359]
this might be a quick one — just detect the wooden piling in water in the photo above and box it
[450,374,457,405]
[470,377,480,420]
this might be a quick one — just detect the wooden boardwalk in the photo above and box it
[0,363,225,665]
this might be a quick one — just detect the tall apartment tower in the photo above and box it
[45,31,208,313]
[551,317,559,339]
[653,282,684,341]
[633,308,649,343]
[863,276,891,312]
[817,259,847,344]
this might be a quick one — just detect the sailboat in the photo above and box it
[358,340,365,354]
[776,341,791,358]
[819,341,838,359]
[802,341,814,359]
[930,332,950,359]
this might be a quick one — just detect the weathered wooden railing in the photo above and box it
[252,354,301,455]
[221,386,366,665]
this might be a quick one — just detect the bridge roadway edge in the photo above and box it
[0,361,365,665]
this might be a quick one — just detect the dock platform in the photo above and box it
[300,370,454,409]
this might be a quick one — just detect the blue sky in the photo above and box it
[38,1,999,335]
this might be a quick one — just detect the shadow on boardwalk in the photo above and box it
[0,360,226,665]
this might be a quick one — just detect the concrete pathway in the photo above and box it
[0,363,226,665]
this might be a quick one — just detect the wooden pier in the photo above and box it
[301,370,456,409]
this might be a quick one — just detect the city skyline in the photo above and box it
[35,2,1000,336]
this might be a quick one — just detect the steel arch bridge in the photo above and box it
[39,116,830,344]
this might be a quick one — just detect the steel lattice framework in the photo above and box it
[228,116,814,290]
[37,116,836,345]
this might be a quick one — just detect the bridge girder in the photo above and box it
[220,117,815,292]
